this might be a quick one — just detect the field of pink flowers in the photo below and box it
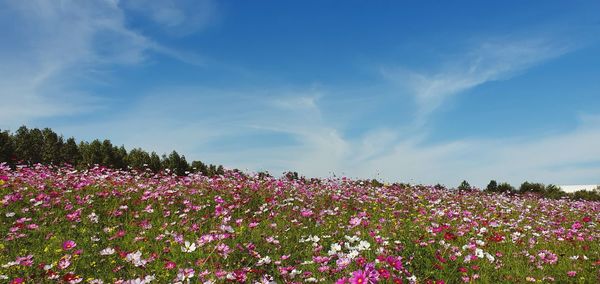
[0,163,598,283]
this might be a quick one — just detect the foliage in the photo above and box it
[457,180,472,191]
[0,126,223,176]
[570,190,600,202]
[496,182,516,193]
[519,181,546,194]
[485,180,498,192]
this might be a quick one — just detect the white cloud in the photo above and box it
[342,113,600,187]
[0,0,209,129]
[51,87,335,166]
[382,37,572,124]
[46,82,599,187]
[121,0,218,36]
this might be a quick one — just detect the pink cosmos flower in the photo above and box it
[537,250,558,264]
[62,240,76,250]
[63,272,82,283]
[177,268,195,281]
[336,257,351,269]
[350,270,368,284]
[301,209,313,217]
[58,255,72,270]
[567,271,577,277]
[349,217,362,227]
[378,268,390,279]
[16,255,33,266]
[164,261,177,270]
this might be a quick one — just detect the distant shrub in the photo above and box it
[486,180,498,192]
[570,189,600,201]
[498,182,516,193]
[434,183,446,190]
[457,180,472,191]
[543,184,566,199]
[519,181,545,194]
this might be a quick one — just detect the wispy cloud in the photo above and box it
[0,0,213,128]
[349,114,600,187]
[122,0,219,36]
[38,74,599,188]
[382,37,572,124]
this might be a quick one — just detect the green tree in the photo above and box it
[113,145,128,169]
[0,130,15,165]
[127,148,151,170]
[458,180,471,191]
[191,160,208,175]
[570,190,600,201]
[162,151,189,176]
[80,140,103,166]
[519,181,545,194]
[486,180,498,192]
[61,137,80,166]
[284,171,300,181]
[216,165,225,175]
[41,128,63,165]
[497,182,515,193]
[543,184,565,199]
[207,164,218,177]
[100,140,116,167]
[434,183,446,190]
[14,126,43,164]
[148,152,162,172]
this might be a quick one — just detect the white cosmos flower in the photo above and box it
[257,256,271,266]
[357,240,371,251]
[475,248,484,258]
[125,251,147,267]
[347,250,359,259]
[345,235,360,243]
[328,243,342,255]
[289,269,302,278]
[100,247,115,255]
[182,241,197,253]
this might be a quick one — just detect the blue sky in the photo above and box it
[1,0,600,187]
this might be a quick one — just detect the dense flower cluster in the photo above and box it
[0,163,598,283]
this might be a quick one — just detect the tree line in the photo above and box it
[456,180,600,201]
[0,126,224,176]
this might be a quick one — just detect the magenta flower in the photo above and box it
[567,271,577,277]
[350,270,367,284]
[164,261,177,270]
[62,240,76,251]
[301,209,313,217]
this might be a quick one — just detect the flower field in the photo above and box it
[0,164,598,283]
